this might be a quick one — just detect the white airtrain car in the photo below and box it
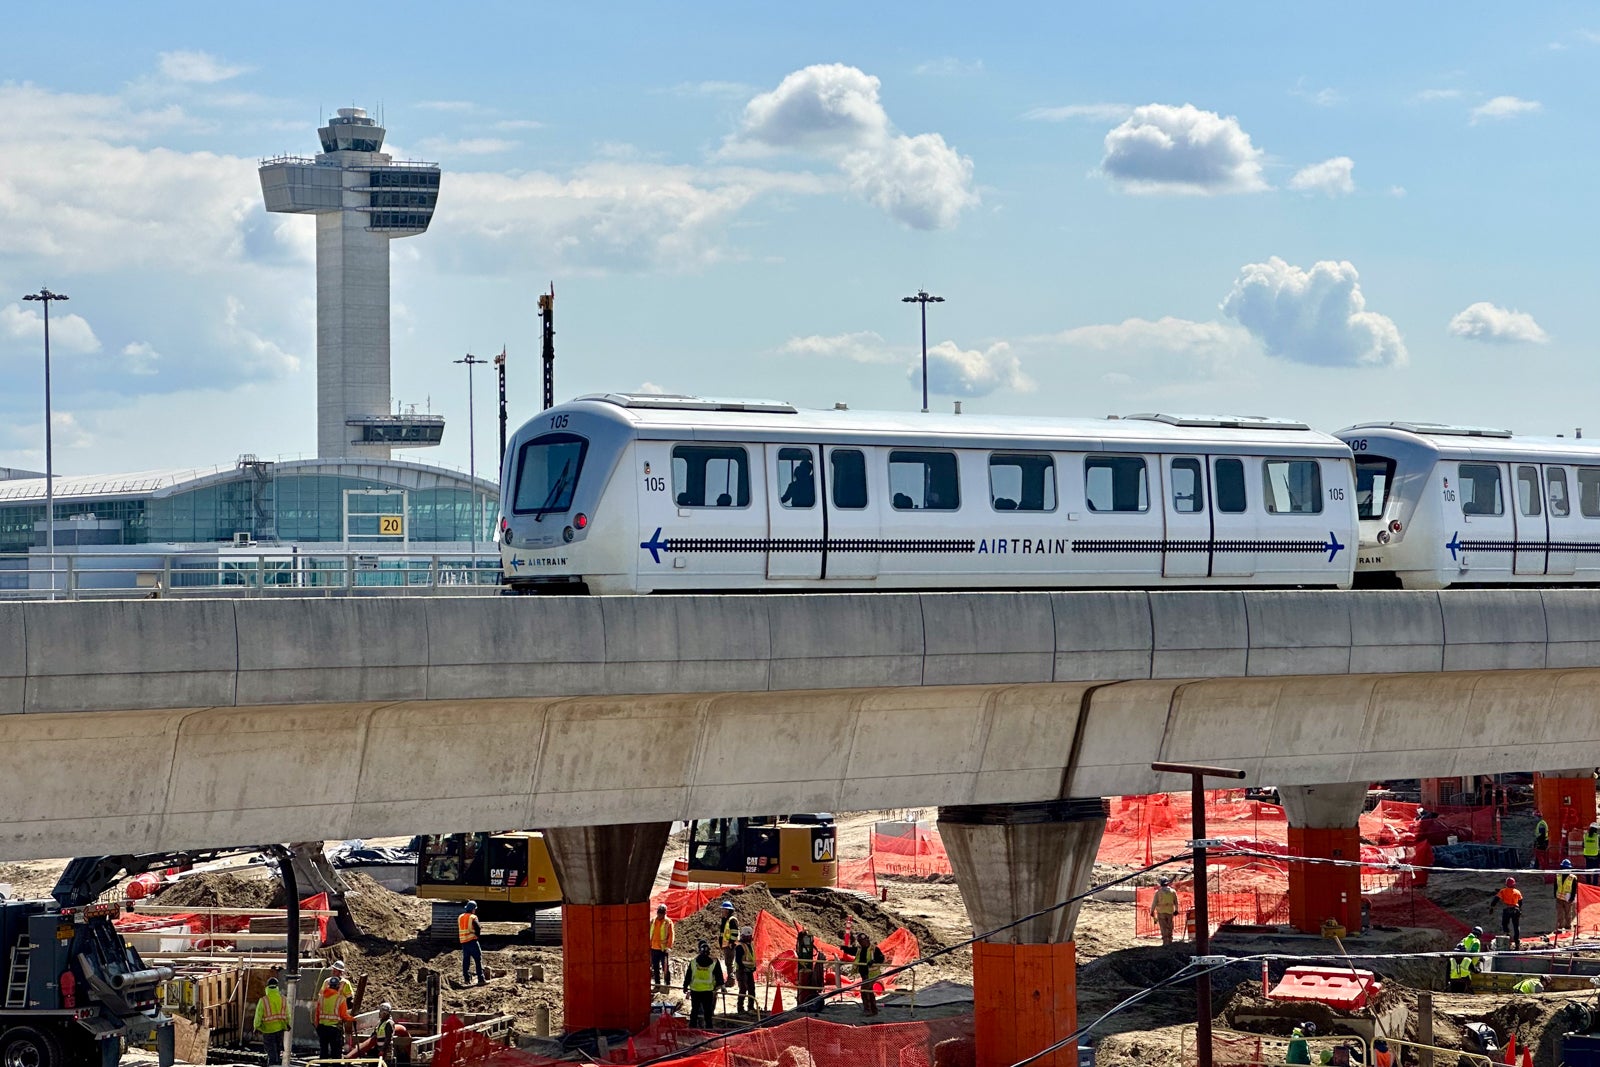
[498,393,1358,595]
[1337,421,1600,589]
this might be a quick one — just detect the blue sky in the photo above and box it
[2,2,1595,478]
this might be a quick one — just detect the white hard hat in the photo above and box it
[740,925,753,938]
[379,1002,393,1011]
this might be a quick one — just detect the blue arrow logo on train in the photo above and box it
[509,556,524,571]
[1324,531,1344,563]
[1446,531,1462,561]
[640,527,671,564]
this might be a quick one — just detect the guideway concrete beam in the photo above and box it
[1279,783,1366,935]
[542,822,670,1034]
[940,798,1108,1067]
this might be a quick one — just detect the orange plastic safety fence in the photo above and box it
[1133,875,1466,940]
[838,855,879,895]
[753,910,919,995]
[650,886,733,922]
[870,824,953,877]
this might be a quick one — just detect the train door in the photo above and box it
[667,443,767,581]
[1160,455,1210,578]
[1456,461,1511,581]
[1512,463,1547,575]
[1544,465,1577,576]
[1080,453,1164,580]
[1208,456,1256,578]
[766,444,824,580]
[823,446,879,580]
[1257,456,1333,581]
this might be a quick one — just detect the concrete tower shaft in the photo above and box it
[258,107,443,460]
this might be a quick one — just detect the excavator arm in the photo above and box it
[52,847,278,907]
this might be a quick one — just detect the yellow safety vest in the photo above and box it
[1449,955,1472,980]
[687,961,717,992]
[736,942,757,973]
[1585,829,1598,857]
[1514,978,1542,994]
[254,989,288,1033]
[313,987,345,1027]
[458,911,479,944]
[1558,873,1578,899]
[1153,887,1179,916]
[650,918,674,951]
[1535,818,1549,842]
[854,944,883,981]
[719,916,738,947]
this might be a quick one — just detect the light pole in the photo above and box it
[454,353,489,562]
[22,288,68,598]
[901,289,944,413]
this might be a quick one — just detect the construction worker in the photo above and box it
[1286,1021,1315,1065]
[1513,978,1545,994]
[312,974,354,1061]
[649,904,675,987]
[1533,814,1551,867]
[853,932,884,1018]
[1448,927,1483,992]
[458,901,487,986]
[1492,876,1523,949]
[718,901,739,987]
[734,926,759,1014]
[795,930,825,1013]
[1371,1039,1392,1067]
[1151,876,1181,946]
[252,976,289,1067]
[1585,822,1600,874]
[682,940,724,1029]
[350,1003,397,1064]
[329,961,357,1050]
[1557,859,1580,933]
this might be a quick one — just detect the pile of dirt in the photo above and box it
[151,871,284,909]
[675,883,947,955]
[341,872,431,942]
[0,860,67,901]
[328,936,568,1032]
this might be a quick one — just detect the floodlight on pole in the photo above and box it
[453,353,489,562]
[901,289,944,413]
[22,287,68,599]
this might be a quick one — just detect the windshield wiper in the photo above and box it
[533,460,573,522]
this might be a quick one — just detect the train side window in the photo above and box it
[1170,458,1204,513]
[831,450,868,509]
[776,447,816,509]
[1263,459,1323,515]
[1547,467,1571,517]
[989,453,1056,512]
[1459,463,1504,516]
[1214,458,1247,514]
[672,445,750,508]
[1516,466,1541,517]
[889,450,960,510]
[1579,468,1600,518]
[1085,456,1149,513]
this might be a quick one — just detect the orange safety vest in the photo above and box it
[458,911,479,944]
[650,918,674,951]
[313,986,349,1027]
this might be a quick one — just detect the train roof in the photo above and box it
[545,394,1351,454]
[1338,422,1600,462]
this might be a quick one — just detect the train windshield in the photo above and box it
[513,433,588,517]
[1354,456,1396,519]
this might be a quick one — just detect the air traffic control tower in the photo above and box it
[259,108,444,460]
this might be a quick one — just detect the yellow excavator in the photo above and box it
[415,815,836,924]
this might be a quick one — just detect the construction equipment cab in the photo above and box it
[687,816,837,890]
[416,833,561,922]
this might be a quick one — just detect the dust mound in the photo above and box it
[342,872,431,942]
[152,871,284,909]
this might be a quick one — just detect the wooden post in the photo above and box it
[1415,991,1433,1067]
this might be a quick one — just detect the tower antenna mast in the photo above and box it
[538,284,556,411]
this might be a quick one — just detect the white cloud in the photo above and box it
[1222,257,1406,368]
[781,331,895,364]
[1415,88,1463,102]
[415,100,476,112]
[726,64,978,229]
[1388,185,1407,197]
[636,381,667,395]
[1047,317,1248,371]
[0,303,102,354]
[1447,302,1549,344]
[1288,156,1355,196]
[494,119,545,131]
[1471,96,1541,124]
[417,137,517,156]
[917,340,1033,398]
[51,411,94,451]
[1291,83,1341,107]
[121,341,161,376]
[914,58,984,77]
[222,296,301,377]
[1101,103,1268,195]
[1023,103,1134,123]
[157,50,248,84]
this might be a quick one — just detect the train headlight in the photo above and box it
[574,513,588,530]
[1376,530,1391,545]
[563,526,575,543]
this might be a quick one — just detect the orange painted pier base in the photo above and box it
[1534,773,1597,856]
[1287,826,1362,935]
[562,901,651,1032]
[973,940,1076,1067]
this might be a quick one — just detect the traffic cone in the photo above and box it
[1503,1035,1516,1065]
[769,984,785,1016]
[1522,1045,1533,1067]
[626,1037,637,1062]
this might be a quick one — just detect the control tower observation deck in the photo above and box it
[259,108,444,460]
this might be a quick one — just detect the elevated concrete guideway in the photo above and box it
[2,590,1600,859]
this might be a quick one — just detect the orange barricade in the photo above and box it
[837,855,879,895]
[752,910,918,995]
[870,823,953,877]
[650,886,732,921]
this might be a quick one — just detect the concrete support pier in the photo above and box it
[542,822,670,1033]
[940,798,1108,1067]
[1533,771,1597,862]
[1280,783,1366,935]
